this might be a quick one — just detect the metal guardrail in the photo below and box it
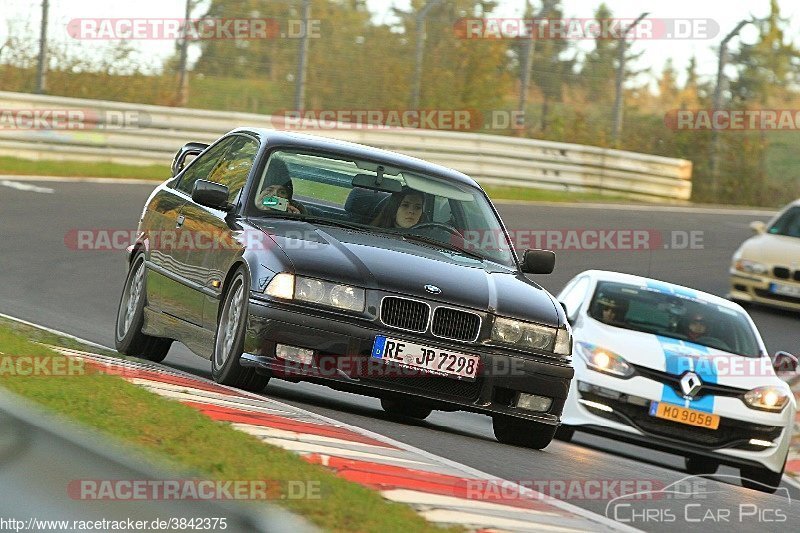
[0,91,692,201]
[0,388,313,532]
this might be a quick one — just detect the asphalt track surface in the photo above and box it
[2,178,799,532]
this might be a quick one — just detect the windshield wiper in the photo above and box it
[401,232,486,261]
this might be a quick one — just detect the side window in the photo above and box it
[560,276,590,319]
[208,136,259,203]
[176,137,237,195]
[432,196,453,223]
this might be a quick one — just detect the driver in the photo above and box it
[684,312,709,343]
[596,297,626,325]
[371,189,425,229]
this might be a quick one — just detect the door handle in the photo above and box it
[176,214,185,228]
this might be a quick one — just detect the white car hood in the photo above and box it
[576,317,779,391]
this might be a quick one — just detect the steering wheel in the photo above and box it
[696,336,731,351]
[411,222,462,237]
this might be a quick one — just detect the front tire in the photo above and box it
[380,397,432,420]
[492,415,556,450]
[115,252,172,362]
[553,424,575,442]
[211,267,269,392]
[740,464,784,493]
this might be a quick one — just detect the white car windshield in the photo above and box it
[589,281,761,357]
[247,150,517,267]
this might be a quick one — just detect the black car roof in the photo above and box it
[231,127,481,189]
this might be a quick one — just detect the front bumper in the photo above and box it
[729,271,800,312]
[241,298,573,425]
[562,365,793,473]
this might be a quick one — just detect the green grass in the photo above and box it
[0,319,459,533]
[0,156,169,180]
[481,184,630,203]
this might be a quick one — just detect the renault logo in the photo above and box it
[680,372,703,399]
[424,284,442,294]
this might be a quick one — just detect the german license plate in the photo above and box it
[649,401,720,430]
[371,335,479,379]
[769,282,800,297]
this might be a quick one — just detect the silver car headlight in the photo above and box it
[492,316,570,355]
[743,386,790,412]
[264,273,365,312]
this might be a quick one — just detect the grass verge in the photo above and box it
[0,318,459,533]
[1,154,630,203]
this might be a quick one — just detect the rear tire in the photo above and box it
[740,464,784,493]
[380,398,432,420]
[493,415,556,450]
[211,267,269,392]
[684,455,719,475]
[115,252,172,362]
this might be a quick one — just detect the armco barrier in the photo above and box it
[0,91,692,201]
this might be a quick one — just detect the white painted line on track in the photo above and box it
[0,312,113,352]
[0,175,161,185]
[0,179,54,193]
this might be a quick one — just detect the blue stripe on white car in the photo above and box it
[657,335,717,413]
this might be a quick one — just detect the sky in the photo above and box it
[2,0,798,89]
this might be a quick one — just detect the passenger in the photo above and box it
[255,159,305,214]
[371,189,425,229]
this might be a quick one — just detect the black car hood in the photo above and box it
[252,219,560,327]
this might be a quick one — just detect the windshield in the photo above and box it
[768,206,800,238]
[246,150,516,267]
[589,281,761,357]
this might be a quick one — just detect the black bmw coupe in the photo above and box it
[115,128,573,449]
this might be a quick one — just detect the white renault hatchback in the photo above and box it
[556,270,797,493]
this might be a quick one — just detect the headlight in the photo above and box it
[743,386,789,412]
[575,342,633,377]
[554,324,572,356]
[734,259,768,275]
[491,317,555,351]
[264,273,365,312]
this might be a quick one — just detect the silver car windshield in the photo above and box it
[589,281,761,357]
[768,206,800,238]
[246,150,516,267]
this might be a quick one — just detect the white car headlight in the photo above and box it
[264,273,365,312]
[743,386,790,412]
[575,342,633,377]
[734,259,768,275]
[491,317,556,352]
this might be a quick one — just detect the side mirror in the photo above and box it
[172,142,209,176]
[559,300,579,324]
[192,180,230,211]
[772,351,798,373]
[521,249,556,274]
[749,221,766,234]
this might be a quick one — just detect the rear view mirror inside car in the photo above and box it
[351,173,403,193]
